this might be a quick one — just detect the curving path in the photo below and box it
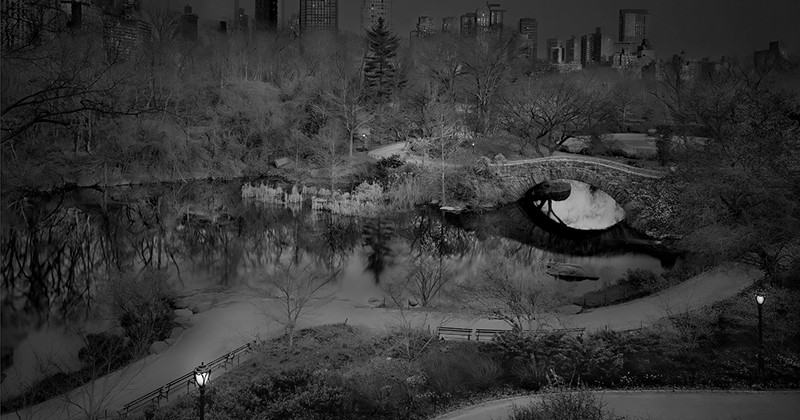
[1,263,761,420]
[435,390,800,420]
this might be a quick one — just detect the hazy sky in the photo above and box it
[182,0,799,59]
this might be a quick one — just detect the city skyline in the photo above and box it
[164,0,796,59]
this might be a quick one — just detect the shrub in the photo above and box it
[509,387,623,420]
[109,269,175,351]
[618,269,661,290]
[420,344,502,397]
[339,357,429,419]
[77,333,134,372]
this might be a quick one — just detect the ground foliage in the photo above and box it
[152,286,800,419]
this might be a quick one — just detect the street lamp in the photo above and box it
[194,362,211,420]
[755,294,765,382]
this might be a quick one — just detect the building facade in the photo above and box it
[361,0,390,32]
[180,5,198,41]
[518,17,538,60]
[618,9,647,44]
[299,0,337,34]
[565,35,581,64]
[255,0,281,31]
[416,15,434,37]
[460,12,476,37]
[442,16,457,33]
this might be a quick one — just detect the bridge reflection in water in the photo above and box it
[440,200,677,267]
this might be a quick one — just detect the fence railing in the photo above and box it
[116,339,259,418]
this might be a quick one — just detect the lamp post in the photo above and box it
[194,362,211,420]
[756,294,765,382]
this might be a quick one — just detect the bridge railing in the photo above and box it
[490,155,665,178]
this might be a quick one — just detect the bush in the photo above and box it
[77,333,134,372]
[110,269,175,351]
[509,387,623,420]
[618,269,661,290]
[420,344,502,397]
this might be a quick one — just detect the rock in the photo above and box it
[165,338,178,345]
[191,301,212,313]
[174,316,193,327]
[274,157,291,168]
[367,296,382,304]
[173,308,193,318]
[407,297,419,308]
[174,297,191,309]
[169,327,184,338]
[149,341,169,354]
[493,153,506,163]
[555,304,583,315]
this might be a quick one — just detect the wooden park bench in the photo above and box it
[475,328,511,341]
[437,326,473,341]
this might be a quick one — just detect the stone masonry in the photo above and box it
[490,156,665,226]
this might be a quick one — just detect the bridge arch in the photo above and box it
[491,156,665,226]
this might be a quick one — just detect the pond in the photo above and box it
[0,179,674,396]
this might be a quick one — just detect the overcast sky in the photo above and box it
[180,0,799,59]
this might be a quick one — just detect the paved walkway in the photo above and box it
[2,262,761,420]
[436,390,800,420]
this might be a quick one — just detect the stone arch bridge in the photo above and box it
[490,155,666,226]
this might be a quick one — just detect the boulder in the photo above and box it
[555,304,583,315]
[173,297,191,309]
[149,341,169,354]
[492,153,506,163]
[165,338,178,346]
[407,297,419,308]
[191,301,212,313]
[169,327,184,338]
[174,316,193,327]
[173,308,193,318]
[274,157,291,168]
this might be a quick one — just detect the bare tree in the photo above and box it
[263,259,338,349]
[462,31,517,134]
[460,254,563,332]
[402,254,456,307]
[413,34,465,103]
[311,123,352,191]
[422,101,464,204]
[499,74,612,156]
[319,52,375,157]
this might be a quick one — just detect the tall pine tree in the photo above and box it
[364,17,400,102]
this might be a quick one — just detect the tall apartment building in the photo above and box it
[518,17,538,60]
[565,35,581,64]
[460,13,477,37]
[476,2,504,33]
[361,0,391,31]
[580,33,595,66]
[180,5,198,41]
[416,16,434,37]
[618,9,647,45]
[546,38,564,63]
[300,0,337,34]
[234,7,249,33]
[593,27,615,64]
[255,0,282,31]
[442,16,457,33]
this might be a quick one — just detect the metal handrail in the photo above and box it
[118,339,258,417]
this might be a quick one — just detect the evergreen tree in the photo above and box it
[364,17,400,102]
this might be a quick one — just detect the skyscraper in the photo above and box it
[518,18,538,60]
[300,0,337,34]
[618,9,648,45]
[565,35,581,64]
[255,0,281,31]
[361,0,390,32]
